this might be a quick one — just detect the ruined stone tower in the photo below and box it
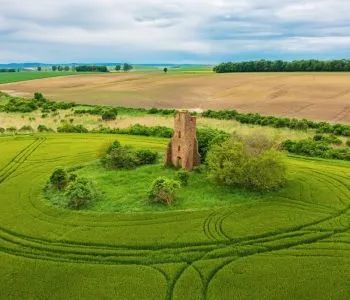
[165,111,201,171]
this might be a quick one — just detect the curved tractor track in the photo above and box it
[1,134,350,300]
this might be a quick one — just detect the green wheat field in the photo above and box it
[1,133,350,299]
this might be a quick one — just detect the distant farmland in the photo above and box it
[1,72,350,123]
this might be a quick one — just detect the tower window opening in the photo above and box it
[178,145,181,152]
[178,131,181,138]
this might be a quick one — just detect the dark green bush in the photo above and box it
[196,128,230,162]
[101,146,139,170]
[19,125,34,132]
[313,134,342,145]
[107,140,122,153]
[6,127,17,133]
[102,111,117,121]
[0,128,5,134]
[282,139,350,161]
[57,124,89,133]
[135,150,158,165]
[176,169,190,186]
[50,168,68,190]
[346,139,350,147]
[65,178,98,210]
[148,177,180,205]
[37,124,49,132]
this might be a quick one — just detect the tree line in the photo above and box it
[213,59,350,73]
[0,69,16,72]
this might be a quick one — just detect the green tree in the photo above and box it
[64,66,70,71]
[115,64,121,71]
[206,136,286,191]
[50,168,68,190]
[52,65,57,71]
[163,67,168,73]
[37,66,42,71]
[123,63,133,72]
[65,178,98,210]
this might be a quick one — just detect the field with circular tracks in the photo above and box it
[1,134,350,299]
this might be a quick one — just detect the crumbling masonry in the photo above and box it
[165,111,201,171]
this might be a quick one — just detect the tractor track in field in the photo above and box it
[0,137,46,184]
[1,137,350,299]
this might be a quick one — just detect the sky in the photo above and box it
[1,0,350,64]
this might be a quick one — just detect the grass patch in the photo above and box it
[0,71,79,84]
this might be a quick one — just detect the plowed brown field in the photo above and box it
[1,72,350,122]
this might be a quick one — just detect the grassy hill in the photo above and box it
[1,133,349,299]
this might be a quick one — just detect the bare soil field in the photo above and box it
[1,72,350,123]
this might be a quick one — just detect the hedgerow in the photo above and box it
[282,139,350,161]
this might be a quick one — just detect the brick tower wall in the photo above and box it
[165,111,201,171]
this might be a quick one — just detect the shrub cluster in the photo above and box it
[214,59,350,73]
[313,134,342,145]
[75,65,108,72]
[347,139,350,147]
[201,109,350,137]
[206,135,287,191]
[57,124,89,133]
[92,124,174,138]
[0,92,75,113]
[176,169,190,186]
[0,68,16,72]
[196,128,230,161]
[48,168,98,209]
[148,177,181,205]
[282,139,350,161]
[101,140,158,170]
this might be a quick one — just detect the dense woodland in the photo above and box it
[214,59,350,73]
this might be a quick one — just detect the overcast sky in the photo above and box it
[1,0,350,63]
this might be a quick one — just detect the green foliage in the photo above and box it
[176,169,190,186]
[163,67,168,73]
[196,127,230,161]
[135,150,158,165]
[148,177,180,205]
[115,64,121,71]
[19,125,34,132]
[347,139,350,147]
[57,124,89,133]
[313,134,342,145]
[207,137,286,191]
[93,124,174,138]
[65,178,98,210]
[282,139,350,161]
[75,65,108,72]
[214,59,350,73]
[122,63,133,72]
[102,145,139,170]
[102,111,117,121]
[107,140,122,153]
[202,109,350,137]
[0,127,5,134]
[6,127,17,132]
[49,168,68,190]
[102,142,158,170]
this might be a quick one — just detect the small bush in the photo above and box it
[135,150,158,165]
[6,127,17,133]
[50,168,68,190]
[65,178,98,210]
[19,125,34,132]
[57,124,89,133]
[37,124,49,132]
[102,111,117,121]
[149,177,180,205]
[176,169,190,186]
[101,146,139,170]
[346,139,350,147]
[0,128,5,134]
[106,140,121,154]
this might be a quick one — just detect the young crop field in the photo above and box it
[0,71,79,84]
[1,72,350,123]
[1,133,350,299]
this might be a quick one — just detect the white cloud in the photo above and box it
[0,0,350,62]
